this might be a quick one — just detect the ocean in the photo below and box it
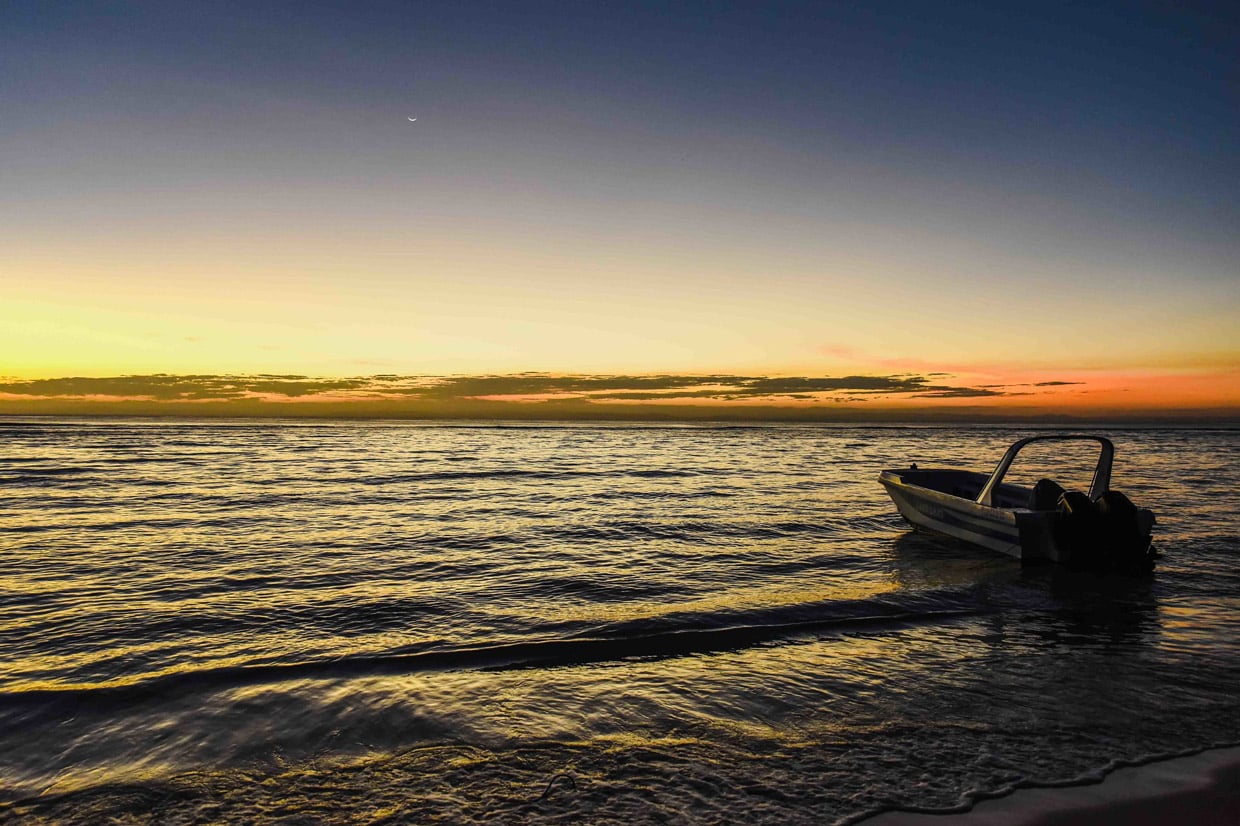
[1,419,1237,824]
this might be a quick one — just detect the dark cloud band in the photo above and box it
[0,373,1015,403]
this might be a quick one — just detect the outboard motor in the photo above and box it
[1055,489,1156,573]
[1030,478,1067,511]
[1094,490,1157,573]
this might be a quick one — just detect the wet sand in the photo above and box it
[862,746,1240,825]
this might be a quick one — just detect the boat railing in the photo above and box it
[975,435,1114,507]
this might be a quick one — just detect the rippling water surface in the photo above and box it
[2,419,1238,823]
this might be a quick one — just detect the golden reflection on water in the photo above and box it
[4,421,1239,819]
[1156,598,1240,655]
[555,579,893,626]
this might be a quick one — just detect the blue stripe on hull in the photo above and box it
[880,475,1027,558]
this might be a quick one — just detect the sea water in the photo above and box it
[1,420,1237,823]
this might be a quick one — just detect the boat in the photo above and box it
[878,435,1156,572]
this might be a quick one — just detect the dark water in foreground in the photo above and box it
[1,420,1238,824]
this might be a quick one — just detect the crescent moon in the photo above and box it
[407,117,417,121]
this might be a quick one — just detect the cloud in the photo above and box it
[911,387,1006,398]
[573,390,737,401]
[0,375,372,401]
[741,376,931,394]
[416,374,733,399]
[0,371,1027,406]
[411,374,992,402]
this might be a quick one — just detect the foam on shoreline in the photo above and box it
[861,746,1240,825]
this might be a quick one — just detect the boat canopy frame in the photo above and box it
[975,435,1114,507]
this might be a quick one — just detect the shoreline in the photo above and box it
[860,746,1240,825]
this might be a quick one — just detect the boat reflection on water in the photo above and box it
[885,528,1161,649]
[885,529,1020,590]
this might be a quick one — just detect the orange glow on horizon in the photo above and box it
[1,365,1237,419]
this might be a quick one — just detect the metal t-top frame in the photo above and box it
[975,435,1114,507]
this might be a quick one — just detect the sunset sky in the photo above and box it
[3,1,1237,417]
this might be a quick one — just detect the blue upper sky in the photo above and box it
[2,1,1237,396]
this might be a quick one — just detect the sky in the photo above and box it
[2,1,1237,417]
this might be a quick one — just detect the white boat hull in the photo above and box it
[879,471,1059,561]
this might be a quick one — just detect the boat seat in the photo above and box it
[1029,478,1066,510]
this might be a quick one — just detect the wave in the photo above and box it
[537,518,845,544]
[0,589,990,716]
